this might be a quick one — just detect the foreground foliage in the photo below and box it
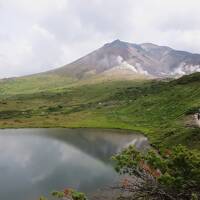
[39,189,87,200]
[113,145,200,200]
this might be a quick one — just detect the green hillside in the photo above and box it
[0,74,76,96]
[0,71,147,96]
[0,73,200,150]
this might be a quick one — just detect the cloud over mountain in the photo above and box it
[0,0,200,78]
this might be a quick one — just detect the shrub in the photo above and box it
[46,105,63,112]
[185,107,200,115]
[112,145,200,200]
[39,188,87,200]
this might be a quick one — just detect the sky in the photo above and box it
[0,0,200,78]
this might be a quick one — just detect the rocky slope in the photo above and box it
[48,39,200,79]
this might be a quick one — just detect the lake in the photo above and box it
[0,128,149,200]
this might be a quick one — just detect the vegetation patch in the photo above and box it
[0,73,199,150]
[112,145,200,200]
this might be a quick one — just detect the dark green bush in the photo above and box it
[185,107,200,115]
[46,105,63,112]
[39,189,87,200]
[112,145,200,200]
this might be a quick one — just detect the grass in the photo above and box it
[0,73,200,150]
[0,74,76,96]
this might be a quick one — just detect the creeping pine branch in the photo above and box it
[112,171,177,200]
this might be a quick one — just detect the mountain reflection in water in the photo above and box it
[0,128,149,200]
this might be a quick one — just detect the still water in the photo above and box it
[0,128,149,200]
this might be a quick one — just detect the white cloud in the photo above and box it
[31,24,55,40]
[0,0,200,78]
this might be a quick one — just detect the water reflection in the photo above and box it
[0,128,149,200]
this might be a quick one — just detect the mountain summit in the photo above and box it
[48,39,200,79]
[1,40,200,99]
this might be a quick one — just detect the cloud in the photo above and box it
[0,0,200,78]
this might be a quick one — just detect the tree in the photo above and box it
[112,145,200,200]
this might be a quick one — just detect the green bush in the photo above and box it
[46,105,63,112]
[112,145,200,200]
[185,107,200,115]
[39,189,87,200]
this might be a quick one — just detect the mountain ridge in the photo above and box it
[45,39,200,79]
[1,40,200,96]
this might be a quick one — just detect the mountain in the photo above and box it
[47,39,200,79]
[1,39,200,96]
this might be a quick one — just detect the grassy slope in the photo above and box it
[0,73,200,150]
[0,72,147,96]
[0,74,76,96]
